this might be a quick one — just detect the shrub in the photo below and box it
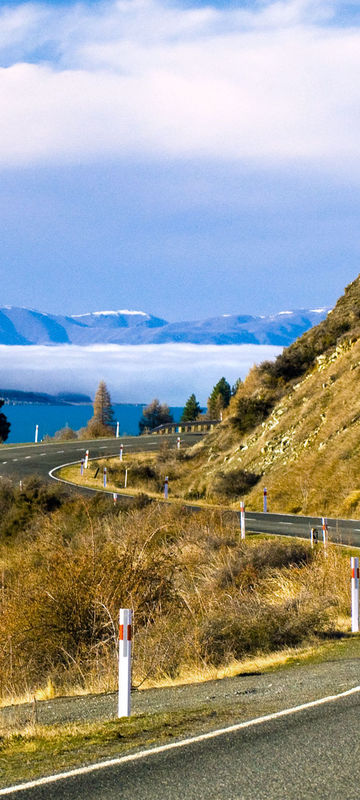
[213,468,260,498]
[0,497,348,700]
[199,601,326,666]
[231,396,273,433]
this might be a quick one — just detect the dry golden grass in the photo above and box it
[0,491,352,705]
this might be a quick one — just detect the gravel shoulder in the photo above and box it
[2,642,360,732]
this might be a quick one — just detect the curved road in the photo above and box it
[0,434,201,488]
[2,689,360,799]
[1,435,360,546]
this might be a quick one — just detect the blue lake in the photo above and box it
[3,404,184,444]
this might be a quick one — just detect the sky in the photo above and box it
[1,0,360,322]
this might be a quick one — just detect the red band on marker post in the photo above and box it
[119,624,124,641]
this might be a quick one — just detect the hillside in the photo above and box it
[182,274,360,517]
[0,389,91,405]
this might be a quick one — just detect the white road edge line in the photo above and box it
[1,684,360,795]
[48,460,134,497]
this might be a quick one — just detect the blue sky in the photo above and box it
[1,0,360,321]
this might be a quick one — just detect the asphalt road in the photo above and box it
[1,435,360,547]
[4,690,360,799]
[0,434,202,491]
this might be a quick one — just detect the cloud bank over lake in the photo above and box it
[0,344,282,405]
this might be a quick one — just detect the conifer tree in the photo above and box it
[85,381,115,437]
[181,393,202,422]
[207,377,231,419]
[93,380,115,427]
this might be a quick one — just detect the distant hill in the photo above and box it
[0,306,329,346]
[177,274,360,518]
[0,390,91,405]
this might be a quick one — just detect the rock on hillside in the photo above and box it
[186,275,360,518]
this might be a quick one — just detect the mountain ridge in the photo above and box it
[0,306,329,346]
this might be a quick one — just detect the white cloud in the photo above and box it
[0,343,283,404]
[0,0,359,167]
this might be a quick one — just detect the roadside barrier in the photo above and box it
[351,557,359,633]
[120,444,123,461]
[84,449,89,469]
[263,487,267,513]
[164,476,169,499]
[240,500,246,540]
[118,608,132,718]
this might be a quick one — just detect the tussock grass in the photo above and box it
[0,482,352,705]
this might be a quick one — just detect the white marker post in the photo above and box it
[113,493,118,505]
[84,450,89,469]
[118,608,132,718]
[164,476,169,500]
[80,459,84,476]
[177,436,181,450]
[240,500,246,540]
[351,557,359,633]
[116,422,120,439]
[19,481,23,492]
[120,444,124,462]
[124,469,128,489]
[322,517,328,555]
[34,425,39,444]
[263,487,267,513]
[103,467,107,488]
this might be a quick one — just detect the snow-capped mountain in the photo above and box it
[0,306,329,346]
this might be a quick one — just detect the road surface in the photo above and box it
[0,434,201,490]
[1,436,360,546]
[2,689,360,799]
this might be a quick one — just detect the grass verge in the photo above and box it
[0,707,224,788]
[2,633,360,789]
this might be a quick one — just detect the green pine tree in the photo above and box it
[207,377,231,418]
[181,393,202,422]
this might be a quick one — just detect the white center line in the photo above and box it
[40,453,46,457]
[56,450,65,454]
[25,456,31,459]
[12,458,18,462]
[279,522,293,526]
[2,461,7,465]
